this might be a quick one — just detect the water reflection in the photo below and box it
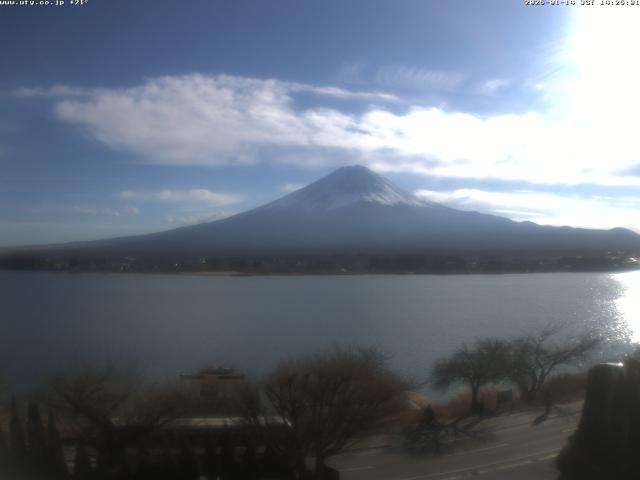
[613,270,640,343]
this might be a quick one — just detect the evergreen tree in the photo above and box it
[241,439,258,480]
[156,447,178,480]
[0,425,7,456]
[177,439,199,480]
[10,397,27,464]
[73,443,93,480]
[27,402,47,471]
[93,446,106,479]
[261,444,278,478]
[220,428,234,478]
[133,448,154,480]
[47,410,69,479]
[94,440,128,480]
[0,425,10,478]
[202,435,219,480]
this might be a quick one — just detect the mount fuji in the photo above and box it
[4,166,640,269]
[34,165,640,257]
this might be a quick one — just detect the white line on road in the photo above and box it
[491,421,534,433]
[490,410,580,433]
[446,443,508,457]
[356,448,386,455]
[394,449,560,480]
[480,452,557,474]
[340,465,374,472]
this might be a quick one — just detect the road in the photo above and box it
[328,404,581,480]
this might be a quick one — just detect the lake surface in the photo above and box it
[2,270,640,390]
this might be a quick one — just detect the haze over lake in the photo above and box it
[3,270,639,389]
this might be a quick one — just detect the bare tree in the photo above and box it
[431,338,509,414]
[506,325,599,403]
[46,365,190,477]
[243,346,407,479]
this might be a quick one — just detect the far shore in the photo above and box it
[2,264,640,277]
[178,270,249,277]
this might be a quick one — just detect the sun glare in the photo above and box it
[567,6,640,115]
[613,270,640,343]
[561,5,640,160]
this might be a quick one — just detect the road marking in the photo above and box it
[394,449,560,480]
[430,454,559,480]
[446,443,508,457]
[479,453,558,474]
[356,449,386,455]
[492,421,532,432]
[340,465,374,472]
[489,409,581,433]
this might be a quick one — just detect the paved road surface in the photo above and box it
[328,404,581,480]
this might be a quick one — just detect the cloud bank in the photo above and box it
[27,72,637,188]
[116,188,241,206]
[415,188,640,233]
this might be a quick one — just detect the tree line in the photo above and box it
[2,251,636,275]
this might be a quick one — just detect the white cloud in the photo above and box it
[73,206,100,215]
[415,188,640,232]
[116,188,241,206]
[335,60,368,84]
[531,82,547,92]
[479,78,510,96]
[166,211,229,226]
[72,206,140,217]
[14,85,89,97]
[374,65,465,92]
[51,74,396,166]
[281,183,305,193]
[288,82,398,102]
[335,61,464,93]
[20,70,640,187]
[0,221,156,247]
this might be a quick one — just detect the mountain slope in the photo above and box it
[34,165,639,258]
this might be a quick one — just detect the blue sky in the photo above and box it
[1,0,640,246]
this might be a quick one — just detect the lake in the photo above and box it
[1,270,639,390]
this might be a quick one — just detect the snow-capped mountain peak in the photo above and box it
[263,165,429,212]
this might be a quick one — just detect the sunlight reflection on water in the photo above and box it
[613,270,640,343]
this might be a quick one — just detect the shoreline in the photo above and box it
[3,266,639,278]
[177,270,249,277]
